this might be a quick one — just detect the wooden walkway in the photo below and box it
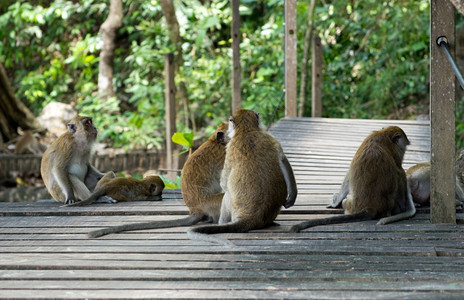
[1,117,464,299]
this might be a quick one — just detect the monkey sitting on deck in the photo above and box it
[406,161,464,207]
[291,126,416,233]
[187,109,298,246]
[87,122,228,238]
[65,171,165,207]
[41,116,112,205]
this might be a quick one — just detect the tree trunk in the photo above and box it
[98,0,123,99]
[298,0,316,117]
[0,63,41,144]
[159,0,196,133]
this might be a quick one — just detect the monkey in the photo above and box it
[405,161,464,207]
[14,130,45,155]
[86,122,229,238]
[187,109,298,246]
[291,126,415,233]
[65,171,165,207]
[40,116,110,205]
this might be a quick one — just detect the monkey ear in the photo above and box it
[392,133,409,145]
[149,183,157,194]
[255,112,260,125]
[67,123,77,134]
[216,132,225,143]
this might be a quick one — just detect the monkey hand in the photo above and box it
[95,196,118,204]
[284,192,297,208]
[64,197,77,205]
[327,193,343,209]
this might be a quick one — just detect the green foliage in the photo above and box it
[1,0,432,149]
[158,174,181,189]
[172,131,194,155]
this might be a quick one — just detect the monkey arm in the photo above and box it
[53,168,76,204]
[279,153,297,208]
[327,174,350,208]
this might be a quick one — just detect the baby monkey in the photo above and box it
[87,122,228,238]
[291,126,415,232]
[406,161,464,207]
[66,171,165,207]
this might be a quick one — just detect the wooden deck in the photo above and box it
[1,117,464,299]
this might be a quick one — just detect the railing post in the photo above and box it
[311,35,322,118]
[284,0,297,117]
[165,53,176,179]
[430,0,456,224]
[231,0,241,114]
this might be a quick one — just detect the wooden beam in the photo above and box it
[284,0,297,117]
[231,0,241,114]
[164,53,176,177]
[430,0,456,223]
[311,35,322,118]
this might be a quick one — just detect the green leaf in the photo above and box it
[171,132,193,148]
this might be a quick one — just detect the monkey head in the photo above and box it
[228,109,261,138]
[67,116,98,144]
[212,122,229,145]
[382,126,410,162]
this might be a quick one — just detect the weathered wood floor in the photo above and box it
[1,117,464,299]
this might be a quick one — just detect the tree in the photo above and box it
[159,0,196,132]
[0,63,41,144]
[98,0,123,99]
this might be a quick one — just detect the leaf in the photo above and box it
[171,132,193,148]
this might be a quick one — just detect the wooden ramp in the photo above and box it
[1,117,464,299]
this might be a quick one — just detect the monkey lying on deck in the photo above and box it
[41,116,110,204]
[87,122,228,238]
[291,126,416,232]
[187,109,298,246]
[65,171,165,207]
[406,161,464,207]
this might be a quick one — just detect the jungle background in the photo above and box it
[0,0,463,195]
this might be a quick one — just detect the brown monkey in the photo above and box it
[15,130,44,155]
[406,161,464,206]
[41,116,109,204]
[87,122,229,238]
[187,109,298,246]
[291,126,415,232]
[65,171,165,207]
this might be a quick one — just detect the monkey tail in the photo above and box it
[88,214,206,238]
[187,222,250,247]
[289,211,372,233]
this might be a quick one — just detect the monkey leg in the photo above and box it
[69,175,92,202]
[218,192,232,224]
[327,174,350,208]
[377,186,416,225]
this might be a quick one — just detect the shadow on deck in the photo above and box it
[1,117,463,299]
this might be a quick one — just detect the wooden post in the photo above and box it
[430,0,456,224]
[231,0,241,114]
[311,35,322,118]
[284,0,297,117]
[165,53,176,177]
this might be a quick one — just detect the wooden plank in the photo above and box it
[430,0,456,223]
[284,0,297,117]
